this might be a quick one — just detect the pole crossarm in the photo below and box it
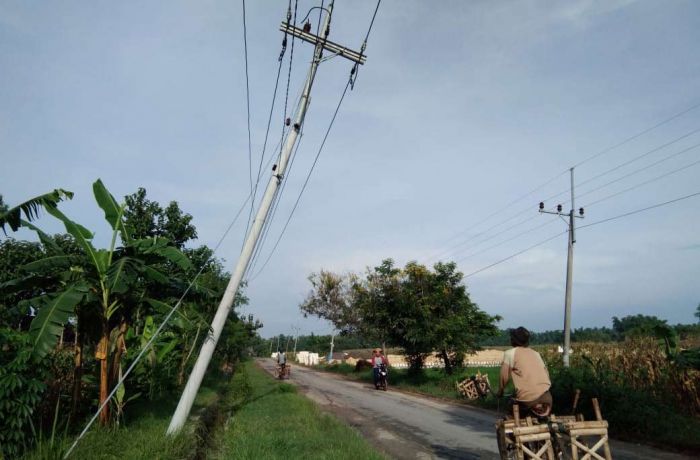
[279,22,366,64]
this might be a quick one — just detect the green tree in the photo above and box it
[8,179,192,425]
[123,188,197,249]
[612,314,668,340]
[299,271,364,335]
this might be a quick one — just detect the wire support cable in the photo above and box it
[251,78,351,280]
[64,193,253,459]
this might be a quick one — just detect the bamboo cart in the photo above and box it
[495,397,612,460]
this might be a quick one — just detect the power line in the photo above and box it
[428,101,700,262]
[576,141,700,201]
[242,0,253,202]
[463,230,567,278]
[427,170,567,262]
[579,190,700,230]
[440,214,540,261]
[584,157,700,208]
[251,78,352,280]
[461,190,700,279]
[542,126,700,206]
[572,101,700,168]
[455,217,559,264]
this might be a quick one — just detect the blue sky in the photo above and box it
[2,0,699,338]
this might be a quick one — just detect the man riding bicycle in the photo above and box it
[497,327,552,418]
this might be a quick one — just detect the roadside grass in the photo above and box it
[215,362,385,460]
[22,375,226,460]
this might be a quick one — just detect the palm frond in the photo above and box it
[0,189,73,234]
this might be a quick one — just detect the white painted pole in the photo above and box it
[167,4,333,435]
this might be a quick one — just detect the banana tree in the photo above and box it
[11,179,192,425]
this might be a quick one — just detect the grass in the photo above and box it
[22,375,227,460]
[214,362,385,460]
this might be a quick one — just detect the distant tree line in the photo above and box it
[479,312,700,346]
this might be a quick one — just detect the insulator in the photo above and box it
[293,122,301,131]
[579,207,584,216]
[272,164,277,171]
[285,117,291,126]
[303,21,311,33]
[539,202,544,210]
[557,204,563,212]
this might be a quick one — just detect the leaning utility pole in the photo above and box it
[167,1,365,434]
[538,167,584,368]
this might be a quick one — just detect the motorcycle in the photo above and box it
[375,363,388,391]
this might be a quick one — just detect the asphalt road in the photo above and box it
[258,359,694,460]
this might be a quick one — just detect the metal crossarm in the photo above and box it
[279,22,366,64]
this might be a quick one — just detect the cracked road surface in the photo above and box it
[257,359,693,460]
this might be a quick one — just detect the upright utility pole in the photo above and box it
[538,167,584,368]
[292,326,300,357]
[328,334,335,361]
[167,1,365,435]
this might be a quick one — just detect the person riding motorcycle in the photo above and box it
[497,327,552,417]
[277,349,287,376]
[371,348,389,388]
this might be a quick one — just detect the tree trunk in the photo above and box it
[96,322,110,426]
[70,329,83,424]
[441,348,453,375]
[109,320,128,388]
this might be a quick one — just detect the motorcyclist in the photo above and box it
[277,349,287,374]
[497,327,552,417]
[371,348,389,388]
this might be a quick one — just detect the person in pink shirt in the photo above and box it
[497,327,552,417]
[371,348,389,387]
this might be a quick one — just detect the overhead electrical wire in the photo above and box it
[583,157,700,208]
[463,230,568,278]
[242,0,253,199]
[428,102,700,262]
[578,190,700,230]
[462,189,700,279]
[251,78,352,280]
[572,101,700,168]
[576,141,700,202]
[543,127,700,207]
[455,217,559,264]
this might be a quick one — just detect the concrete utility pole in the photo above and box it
[167,1,366,435]
[328,333,335,361]
[538,167,584,368]
[292,326,300,357]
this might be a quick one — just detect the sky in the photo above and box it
[1,0,699,339]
